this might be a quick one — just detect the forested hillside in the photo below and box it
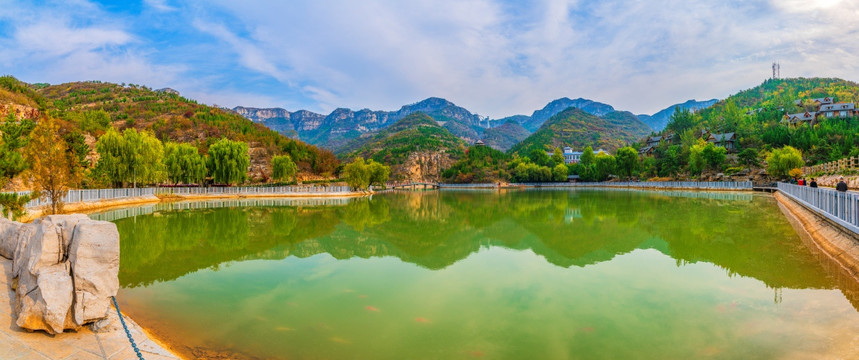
[339,112,467,164]
[0,76,337,181]
[510,108,651,155]
[658,78,859,165]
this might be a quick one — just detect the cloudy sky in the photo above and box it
[1,0,857,118]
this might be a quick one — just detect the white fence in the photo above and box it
[437,183,501,189]
[777,182,859,235]
[508,181,754,189]
[89,197,354,222]
[157,185,351,196]
[23,188,157,208]
[20,185,353,209]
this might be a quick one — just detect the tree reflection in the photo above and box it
[116,190,838,292]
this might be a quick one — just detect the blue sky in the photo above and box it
[1,0,858,118]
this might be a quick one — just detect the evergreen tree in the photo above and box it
[0,113,35,186]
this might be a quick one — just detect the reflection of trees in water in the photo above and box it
[339,197,390,232]
[117,191,840,292]
[117,206,341,287]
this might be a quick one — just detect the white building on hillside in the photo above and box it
[546,146,584,165]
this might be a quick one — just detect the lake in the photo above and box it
[103,189,859,359]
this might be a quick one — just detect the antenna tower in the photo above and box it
[772,62,780,79]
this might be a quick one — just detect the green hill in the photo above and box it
[509,107,651,155]
[661,77,859,165]
[0,76,337,176]
[338,112,467,165]
[481,120,530,151]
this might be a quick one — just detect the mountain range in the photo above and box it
[637,99,718,132]
[236,97,717,153]
[510,108,652,155]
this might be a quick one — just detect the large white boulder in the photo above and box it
[0,217,26,259]
[69,220,120,326]
[5,215,121,334]
[14,262,75,334]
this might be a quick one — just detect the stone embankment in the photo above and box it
[775,192,859,280]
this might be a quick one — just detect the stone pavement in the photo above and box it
[0,259,180,360]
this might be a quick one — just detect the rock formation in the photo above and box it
[1,215,119,334]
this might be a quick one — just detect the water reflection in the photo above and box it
[110,190,841,295]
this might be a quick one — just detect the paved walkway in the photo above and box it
[0,259,180,360]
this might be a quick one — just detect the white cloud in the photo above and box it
[144,0,177,12]
[0,1,183,90]
[14,22,132,57]
[3,0,859,118]
[192,20,288,82]
[193,0,859,117]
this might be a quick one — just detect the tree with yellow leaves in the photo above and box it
[25,118,82,214]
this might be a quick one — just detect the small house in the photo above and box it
[707,132,736,153]
[785,111,817,125]
[818,103,857,119]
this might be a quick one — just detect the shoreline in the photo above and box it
[774,191,859,281]
[13,190,369,360]
[14,187,857,359]
[19,190,370,223]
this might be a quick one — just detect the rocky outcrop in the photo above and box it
[3,215,119,334]
[393,151,456,183]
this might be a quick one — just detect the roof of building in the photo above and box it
[794,97,834,107]
[708,133,736,142]
[819,103,855,112]
[787,112,816,121]
[638,145,655,154]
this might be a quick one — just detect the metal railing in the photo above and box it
[156,185,351,196]
[89,197,354,222]
[19,185,354,209]
[22,188,157,208]
[777,182,859,234]
[437,183,500,188]
[507,181,754,189]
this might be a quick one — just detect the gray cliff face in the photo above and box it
[233,97,488,151]
[525,98,616,132]
[234,96,717,151]
[234,106,291,122]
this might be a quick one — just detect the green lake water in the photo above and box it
[104,190,859,359]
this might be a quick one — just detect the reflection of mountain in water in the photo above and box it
[114,191,840,298]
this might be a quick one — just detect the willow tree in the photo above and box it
[766,146,804,179]
[271,154,298,183]
[344,158,371,190]
[615,146,639,180]
[25,118,81,214]
[208,138,249,185]
[122,128,165,187]
[94,128,126,187]
[95,128,165,187]
[164,142,207,185]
